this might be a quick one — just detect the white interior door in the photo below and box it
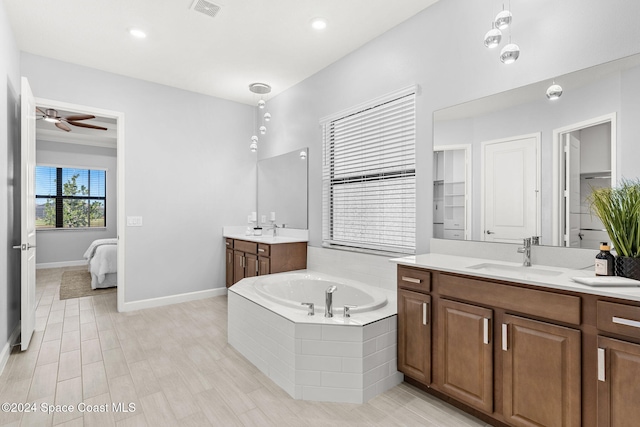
[19,77,37,351]
[483,135,539,243]
[564,133,581,247]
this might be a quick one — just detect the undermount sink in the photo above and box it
[466,263,563,277]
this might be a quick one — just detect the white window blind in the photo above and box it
[322,89,416,255]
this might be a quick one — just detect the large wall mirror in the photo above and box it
[257,148,308,229]
[433,53,640,249]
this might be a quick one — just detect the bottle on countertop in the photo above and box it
[595,242,615,276]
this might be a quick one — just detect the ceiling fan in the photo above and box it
[36,107,108,132]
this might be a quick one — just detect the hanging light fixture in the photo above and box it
[546,81,563,100]
[500,38,520,64]
[248,83,272,152]
[299,150,307,160]
[484,22,502,49]
[494,4,512,30]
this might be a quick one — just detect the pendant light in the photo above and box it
[248,83,272,152]
[494,3,512,30]
[500,40,520,64]
[484,22,502,49]
[546,81,563,100]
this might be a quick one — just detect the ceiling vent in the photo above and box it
[191,0,221,18]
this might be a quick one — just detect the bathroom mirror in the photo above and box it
[433,53,640,248]
[257,148,308,229]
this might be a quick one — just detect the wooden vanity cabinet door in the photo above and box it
[225,248,234,287]
[502,314,581,427]
[233,250,245,284]
[258,256,270,276]
[597,336,640,427]
[245,253,258,278]
[398,289,431,384]
[437,299,493,413]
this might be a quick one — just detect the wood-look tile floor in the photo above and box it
[0,267,490,427]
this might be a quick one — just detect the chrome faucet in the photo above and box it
[325,285,338,318]
[517,237,532,267]
[265,223,280,236]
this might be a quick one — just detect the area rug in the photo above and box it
[60,270,116,300]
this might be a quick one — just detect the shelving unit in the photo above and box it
[434,148,467,240]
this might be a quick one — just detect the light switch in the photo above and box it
[261,215,266,224]
[127,216,143,227]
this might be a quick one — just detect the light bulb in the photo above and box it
[495,9,512,30]
[546,83,563,100]
[264,112,271,122]
[251,135,258,143]
[250,142,258,152]
[259,126,266,135]
[258,99,265,109]
[500,43,520,64]
[484,27,502,49]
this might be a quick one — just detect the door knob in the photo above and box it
[486,230,495,235]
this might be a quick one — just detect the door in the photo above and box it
[397,289,431,384]
[245,253,258,278]
[597,336,640,427]
[233,250,245,284]
[483,135,539,243]
[502,315,581,427]
[438,299,493,412]
[19,77,37,351]
[564,133,581,247]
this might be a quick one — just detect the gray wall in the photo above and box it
[21,53,256,302]
[1,0,22,354]
[35,141,117,264]
[261,0,640,254]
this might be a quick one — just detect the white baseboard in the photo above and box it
[37,260,86,269]
[0,324,21,377]
[120,287,227,312]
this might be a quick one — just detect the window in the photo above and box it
[321,88,416,255]
[35,166,107,229]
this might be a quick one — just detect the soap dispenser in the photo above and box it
[595,242,615,276]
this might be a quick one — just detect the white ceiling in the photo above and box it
[5,0,439,105]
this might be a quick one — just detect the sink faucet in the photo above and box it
[517,237,532,267]
[265,223,280,236]
[325,285,337,318]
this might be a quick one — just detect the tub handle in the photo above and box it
[343,305,357,318]
[301,302,314,316]
[402,276,421,284]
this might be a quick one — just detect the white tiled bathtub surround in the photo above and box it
[228,271,402,404]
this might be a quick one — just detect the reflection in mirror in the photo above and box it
[257,148,308,229]
[433,54,640,248]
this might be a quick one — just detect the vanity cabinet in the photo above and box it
[596,301,640,427]
[226,238,307,287]
[397,267,583,427]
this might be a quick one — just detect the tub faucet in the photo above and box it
[325,285,338,318]
[517,237,532,267]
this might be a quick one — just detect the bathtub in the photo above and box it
[253,272,388,315]
[227,270,402,404]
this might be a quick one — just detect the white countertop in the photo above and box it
[223,226,308,244]
[391,253,640,302]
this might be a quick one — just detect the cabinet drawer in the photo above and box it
[398,266,431,292]
[443,229,464,240]
[439,274,581,325]
[225,238,234,248]
[234,239,258,254]
[444,219,464,230]
[257,243,270,257]
[597,301,640,339]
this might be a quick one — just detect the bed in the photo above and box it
[83,238,118,289]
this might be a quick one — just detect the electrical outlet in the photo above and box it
[261,215,266,224]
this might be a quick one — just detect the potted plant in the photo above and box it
[588,178,640,280]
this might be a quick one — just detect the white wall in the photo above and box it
[35,141,117,265]
[262,0,640,254]
[21,53,256,303]
[0,0,22,362]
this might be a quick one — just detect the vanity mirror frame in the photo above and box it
[256,147,309,230]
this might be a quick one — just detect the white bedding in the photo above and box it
[84,238,118,289]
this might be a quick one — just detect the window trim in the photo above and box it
[321,86,417,255]
[35,164,108,230]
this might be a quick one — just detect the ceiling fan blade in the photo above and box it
[55,122,71,132]
[36,106,46,115]
[65,120,108,131]
[64,114,95,121]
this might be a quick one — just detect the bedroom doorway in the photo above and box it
[33,97,125,312]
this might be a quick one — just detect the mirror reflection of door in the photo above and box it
[482,134,540,244]
[561,121,612,249]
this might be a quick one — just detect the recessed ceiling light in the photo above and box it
[129,28,147,39]
[311,18,327,30]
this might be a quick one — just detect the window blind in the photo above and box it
[322,90,416,255]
